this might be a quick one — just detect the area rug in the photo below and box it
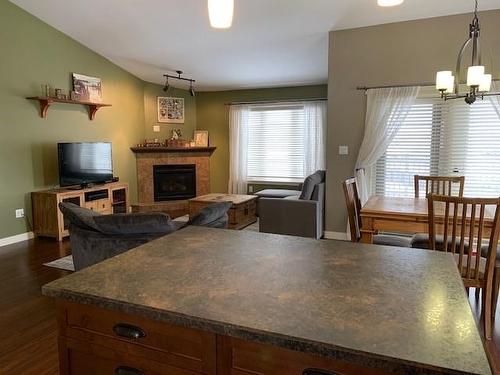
[43,255,75,272]
[43,219,260,272]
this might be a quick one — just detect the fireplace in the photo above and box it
[153,164,196,201]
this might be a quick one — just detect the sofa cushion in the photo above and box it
[93,212,177,235]
[254,189,300,199]
[58,202,101,232]
[299,170,326,200]
[189,202,232,228]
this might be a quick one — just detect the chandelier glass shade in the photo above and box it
[435,0,497,105]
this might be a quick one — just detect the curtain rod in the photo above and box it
[357,79,500,91]
[224,98,327,106]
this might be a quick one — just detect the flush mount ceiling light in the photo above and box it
[163,71,196,97]
[436,0,498,104]
[208,0,234,29]
[377,0,404,6]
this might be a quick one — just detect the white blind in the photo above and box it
[374,88,500,198]
[247,104,306,183]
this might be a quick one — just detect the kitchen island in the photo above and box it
[43,226,491,375]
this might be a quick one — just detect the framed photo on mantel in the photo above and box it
[194,130,209,147]
[158,97,185,124]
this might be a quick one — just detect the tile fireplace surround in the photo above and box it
[130,147,216,217]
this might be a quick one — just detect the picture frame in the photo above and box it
[158,97,185,124]
[72,73,102,102]
[194,130,209,147]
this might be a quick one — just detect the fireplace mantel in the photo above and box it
[131,147,216,155]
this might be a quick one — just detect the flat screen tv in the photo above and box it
[58,142,113,188]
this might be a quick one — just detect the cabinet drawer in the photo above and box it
[63,336,201,375]
[218,336,388,375]
[59,302,216,374]
[86,199,111,213]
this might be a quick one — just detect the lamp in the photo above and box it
[208,0,234,29]
[435,0,498,105]
[377,0,404,6]
[162,71,196,95]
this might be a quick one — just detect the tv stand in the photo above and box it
[32,182,129,241]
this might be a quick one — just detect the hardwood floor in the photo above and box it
[0,237,498,374]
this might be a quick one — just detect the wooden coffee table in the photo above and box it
[189,194,257,230]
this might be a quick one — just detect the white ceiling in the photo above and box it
[10,0,500,91]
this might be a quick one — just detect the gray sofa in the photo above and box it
[59,202,231,270]
[256,170,325,239]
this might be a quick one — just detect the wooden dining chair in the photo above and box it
[414,175,465,198]
[412,175,466,249]
[427,194,500,340]
[343,178,412,247]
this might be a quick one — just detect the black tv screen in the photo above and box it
[58,142,113,187]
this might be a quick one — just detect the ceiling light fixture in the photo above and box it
[189,81,196,97]
[436,0,498,104]
[162,70,196,96]
[377,0,404,7]
[208,0,234,29]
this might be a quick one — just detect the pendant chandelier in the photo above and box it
[436,0,498,105]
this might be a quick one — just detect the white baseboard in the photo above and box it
[0,232,35,248]
[324,231,349,241]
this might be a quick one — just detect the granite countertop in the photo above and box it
[43,226,491,375]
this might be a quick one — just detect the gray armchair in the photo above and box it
[256,171,325,239]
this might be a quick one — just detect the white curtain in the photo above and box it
[228,105,250,194]
[355,86,420,204]
[303,100,327,175]
[490,81,500,119]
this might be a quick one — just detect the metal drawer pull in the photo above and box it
[303,369,341,375]
[115,366,144,375]
[112,323,146,340]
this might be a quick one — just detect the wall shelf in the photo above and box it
[26,96,112,120]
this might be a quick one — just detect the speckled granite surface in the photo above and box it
[43,226,491,375]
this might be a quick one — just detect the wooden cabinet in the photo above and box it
[56,302,388,375]
[57,301,216,375]
[189,194,257,230]
[32,182,129,241]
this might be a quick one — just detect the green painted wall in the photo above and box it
[0,1,325,239]
[196,85,328,193]
[143,83,197,141]
[0,1,145,238]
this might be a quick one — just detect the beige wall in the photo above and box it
[196,85,328,193]
[326,10,500,233]
[143,83,197,141]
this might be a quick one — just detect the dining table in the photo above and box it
[360,195,497,244]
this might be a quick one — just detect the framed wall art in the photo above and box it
[158,97,185,124]
[72,73,102,102]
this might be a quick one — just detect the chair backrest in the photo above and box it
[342,178,362,242]
[427,194,500,287]
[414,175,465,198]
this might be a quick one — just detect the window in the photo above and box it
[245,101,326,183]
[374,88,500,197]
[247,105,306,182]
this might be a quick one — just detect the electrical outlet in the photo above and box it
[153,125,160,133]
[339,145,349,155]
[15,208,24,219]
[248,185,254,193]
